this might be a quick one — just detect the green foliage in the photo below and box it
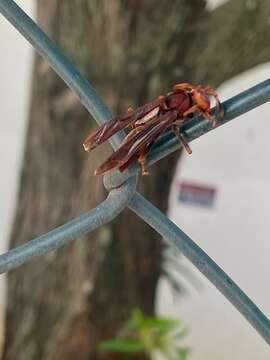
[100,339,144,353]
[99,309,190,360]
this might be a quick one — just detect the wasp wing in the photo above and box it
[83,98,160,151]
[95,111,178,175]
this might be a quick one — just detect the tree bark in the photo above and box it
[2,1,206,359]
[189,0,270,86]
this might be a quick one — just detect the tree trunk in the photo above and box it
[2,1,206,359]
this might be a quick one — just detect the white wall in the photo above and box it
[0,0,34,246]
[0,0,34,347]
[158,63,270,359]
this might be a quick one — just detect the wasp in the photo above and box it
[83,83,223,176]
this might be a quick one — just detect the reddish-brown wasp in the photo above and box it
[83,83,223,176]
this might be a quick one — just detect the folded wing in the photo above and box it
[95,110,178,175]
[83,99,161,151]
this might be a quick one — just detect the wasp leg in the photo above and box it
[138,152,149,176]
[183,105,218,128]
[205,87,224,119]
[183,105,200,117]
[201,110,218,128]
[173,125,192,155]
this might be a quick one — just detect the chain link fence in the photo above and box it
[0,0,270,347]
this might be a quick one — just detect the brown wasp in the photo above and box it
[83,83,223,176]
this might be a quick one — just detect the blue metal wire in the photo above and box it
[0,0,137,271]
[0,177,136,273]
[129,192,270,345]
[0,0,124,149]
[1,0,270,350]
[104,79,270,189]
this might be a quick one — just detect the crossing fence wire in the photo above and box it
[1,0,270,347]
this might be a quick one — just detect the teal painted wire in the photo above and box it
[104,79,270,189]
[0,0,123,149]
[0,0,137,271]
[130,192,270,345]
[0,177,136,273]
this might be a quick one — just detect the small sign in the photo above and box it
[178,181,216,208]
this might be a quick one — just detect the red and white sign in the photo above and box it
[178,181,216,208]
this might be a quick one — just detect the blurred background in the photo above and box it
[0,0,270,359]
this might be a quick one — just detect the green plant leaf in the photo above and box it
[126,308,145,331]
[143,317,180,332]
[99,338,144,353]
[176,347,190,360]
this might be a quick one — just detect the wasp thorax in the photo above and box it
[166,90,191,114]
